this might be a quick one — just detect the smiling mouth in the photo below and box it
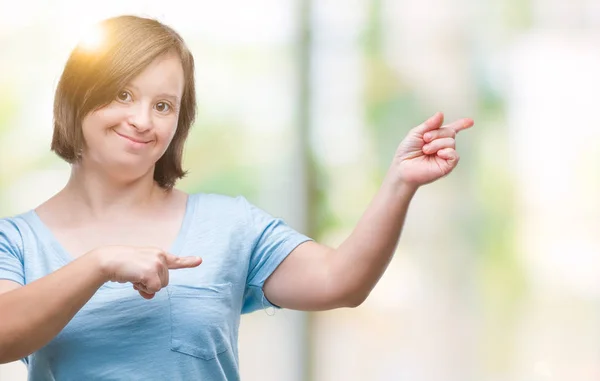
[114,130,151,144]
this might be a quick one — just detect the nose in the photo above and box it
[127,102,153,132]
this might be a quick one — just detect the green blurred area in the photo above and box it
[8,0,589,380]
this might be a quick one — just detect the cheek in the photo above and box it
[81,114,102,143]
[157,120,179,144]
[82,108,120,135]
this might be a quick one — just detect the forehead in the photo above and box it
[128,52,185,98]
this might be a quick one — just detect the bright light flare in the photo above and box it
[78,24,104,51]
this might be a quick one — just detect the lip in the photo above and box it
[114,130,151,144]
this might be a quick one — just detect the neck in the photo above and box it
[61,162,166,219]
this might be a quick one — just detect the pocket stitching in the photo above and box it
[168,283,232,360]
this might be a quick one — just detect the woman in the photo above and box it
[0,15,474,380]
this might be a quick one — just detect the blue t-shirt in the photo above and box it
[0,193,312,381]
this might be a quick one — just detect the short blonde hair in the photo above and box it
[51,15,196,189]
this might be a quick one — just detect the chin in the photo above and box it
[102,157,155,180]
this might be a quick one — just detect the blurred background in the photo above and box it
[1,0,599,380]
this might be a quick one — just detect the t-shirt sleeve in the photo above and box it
[241,198,312,314]
[0,219,25,286]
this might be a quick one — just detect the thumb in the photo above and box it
[437,148,459,168]
[165,254,203,269]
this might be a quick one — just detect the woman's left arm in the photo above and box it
[264,112,474,311]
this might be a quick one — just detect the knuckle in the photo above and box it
[147,280,161,293]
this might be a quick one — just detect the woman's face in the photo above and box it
[81,52,185,181]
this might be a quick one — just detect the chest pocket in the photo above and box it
[168,282,233,360]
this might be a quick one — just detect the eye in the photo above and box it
[117,91,132,102]
[155,102,171,113]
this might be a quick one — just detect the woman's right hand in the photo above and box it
[92,246,202,299]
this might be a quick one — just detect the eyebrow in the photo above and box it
[156,93,181,104]
[127,84,181,104]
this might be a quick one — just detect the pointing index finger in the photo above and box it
[165,254,203,269]
[447,118,474,134]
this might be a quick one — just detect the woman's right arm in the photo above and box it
[0,251,107,364]
[0,247,201,364]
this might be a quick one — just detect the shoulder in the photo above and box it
[0,212,33,258]
[185,191,286,232]
[0,212,32,237]
[187,192,254,216]
[185,191,283,226]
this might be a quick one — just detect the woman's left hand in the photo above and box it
[389,112,474,188]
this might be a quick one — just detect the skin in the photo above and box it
[263,113,474,310]
[0,52,200,362]
[0,48,474,362]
